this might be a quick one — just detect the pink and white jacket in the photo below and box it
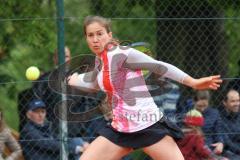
[72,46,188,133]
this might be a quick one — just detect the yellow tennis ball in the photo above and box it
[25,66,40,80]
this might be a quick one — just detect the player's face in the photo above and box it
[224,90,240,113]
[85,22,112,56]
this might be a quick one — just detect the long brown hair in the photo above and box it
[83,16,112,35]
[83,16,119,46]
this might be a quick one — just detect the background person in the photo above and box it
[0,108,22,160]
[177,109,216,160]
[19,99,88,160]
[219,89,240,159]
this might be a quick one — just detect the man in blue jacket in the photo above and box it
[20,99,88,160]
[219,89,240,159]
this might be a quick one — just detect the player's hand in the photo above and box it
[183,75,222,90]
[66,72,78,86]
[192,75,222,90]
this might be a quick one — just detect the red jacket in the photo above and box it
[177,130,213,160]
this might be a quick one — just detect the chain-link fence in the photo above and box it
[1,0,240,159]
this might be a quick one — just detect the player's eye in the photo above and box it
[97,32,103,36]
[87,33,94,37]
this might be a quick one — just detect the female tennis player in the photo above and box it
[67,16,222,160]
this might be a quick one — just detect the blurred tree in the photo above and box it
[0,0,56,58]
[0,0,56,129]
[154,0,240,77]
[155,0,227,77]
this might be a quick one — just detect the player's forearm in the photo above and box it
[182,76,198,89]
[157,61,189,83]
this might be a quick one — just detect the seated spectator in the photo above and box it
[20,99,88,160]
[0,109,22,160]
[219,89,240,159]
[193,90,224,155]
[177,109,215,160]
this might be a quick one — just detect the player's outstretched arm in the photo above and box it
[125,48,222,90]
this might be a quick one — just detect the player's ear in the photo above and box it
[108,32,112,38]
